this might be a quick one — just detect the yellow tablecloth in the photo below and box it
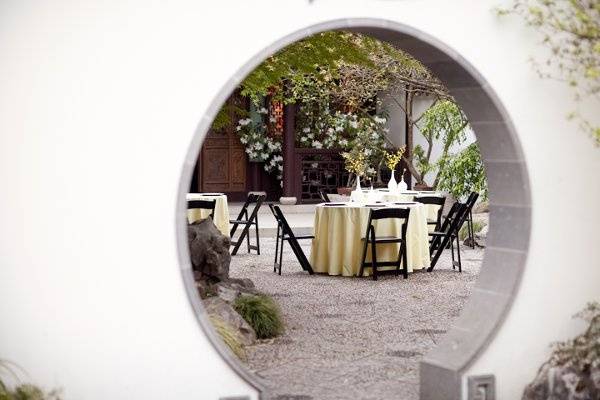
[354,190,445,223]
[309,203,431,276]
[186,193,230,237]
[380,192,444,223]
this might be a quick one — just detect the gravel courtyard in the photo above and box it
[229,238,484,400]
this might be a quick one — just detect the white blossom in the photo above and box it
[373,116,387,124]
[312,141,323,149]
[302,127,311,133]
[258,107,268,114]
[269,116,277,123]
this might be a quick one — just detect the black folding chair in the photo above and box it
[268,204,314,275]
[428,202,470,272]
[414,195,446,231]
[271,205,314,274]
[318,189,331,203]
[463,192,480,248]
[439,192,480,247]
[230,194,265,255]
[358,207,410,281]
[187,199,216,221]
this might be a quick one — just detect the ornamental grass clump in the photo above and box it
[233,295,284,339]
[208,315,246,360]
[459,220,486,241]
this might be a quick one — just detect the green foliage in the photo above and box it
[0,361,62,400]
[459,220,486,241]
[233,294,284,339]
[211,103,248,132]
[499,0,600,145]
[208,315,246,360]
[545,302,600,390]
[240,31,378,104]
[436,143,488,201]
[414,100,469,185]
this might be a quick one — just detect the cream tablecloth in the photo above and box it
[309,202,431,276]
[356,189,445,223]
[186,193,230,237]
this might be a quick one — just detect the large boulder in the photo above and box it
[188,218,231,281]
[203,297,256,346]
[214,279,259,303]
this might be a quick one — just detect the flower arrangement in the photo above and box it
[236,109,283,181]
[342,151,367,177]
[384,146,406,171]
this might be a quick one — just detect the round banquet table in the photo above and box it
[186,193,230,237]
[309,202,431,277]
[356,189,445,228]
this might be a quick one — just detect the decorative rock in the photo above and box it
[188,218,231,281]
[214,280,259,303]
[215,282,240,303]
[473,200,489,214]
[522,362,600,400]
[196,280,211,299]
[476,224,488,239]
[203,297,256,346]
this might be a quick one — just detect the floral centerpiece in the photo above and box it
[384,146,406,191]
[236,108,284,182]
[341,150,367,192]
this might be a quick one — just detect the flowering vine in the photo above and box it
[235,107,283,182]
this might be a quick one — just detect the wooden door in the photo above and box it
[199,95,247,193]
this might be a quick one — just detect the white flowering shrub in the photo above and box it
[236,109,283,181]
[297,111,388,158]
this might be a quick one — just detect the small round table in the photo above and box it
[186,193,230,237]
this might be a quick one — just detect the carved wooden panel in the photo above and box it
[202,148,228,183]
[200,92,248,193]
[230,148,246,189]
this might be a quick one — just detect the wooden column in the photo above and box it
[404,90,413,189]
[282,102,296,198]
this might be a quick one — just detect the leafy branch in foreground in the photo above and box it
[0,360,62,400]
[522,301,600,399]
[498,0,600,145]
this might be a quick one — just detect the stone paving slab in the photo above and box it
[228,238,483,400]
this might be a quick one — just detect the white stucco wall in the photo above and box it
[0,1,598,400]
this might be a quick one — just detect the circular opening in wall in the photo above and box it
[177,19,530,400]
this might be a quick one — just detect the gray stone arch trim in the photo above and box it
[176,18,531,400]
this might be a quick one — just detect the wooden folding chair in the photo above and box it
[318,189,331,203]
[187,199,216,221]
[428,202,470,272]
[268,204,314,275]
[463,192,480,248]
[271,205,314,274]
[230,194,265,255]
[414,195,446,231]
[358,207,410,281]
